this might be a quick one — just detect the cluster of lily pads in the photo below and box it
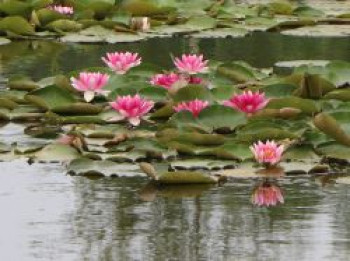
[0,0,349,45]
[0,47,349,188]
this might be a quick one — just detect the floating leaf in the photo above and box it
[0,1,31,16]
[197,105,246,131]
[282,25,350,37]
[0,16,35,35]
[157,171,218,184]
[173,84,212,102]
[267,97,319,114]
[34,143,80,162]
[0,37,11,45]
[263,83,297,98]
[67,158,144,177]
[314,112,350,147]
[47,19,83,32]
[25,85,76,111]
[317,142,350,161]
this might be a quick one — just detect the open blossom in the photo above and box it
[48,5,74,15]
[102,52,141,74]
[173,99,209,117]
[250,140,284,165]
[251,182,284,207]
[70,72,109,102]
[223,91,269,114]
[109,94,154,126]
[174,54,209,75]
[150,73,180,89]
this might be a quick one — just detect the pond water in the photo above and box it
[0,33,350,260]
[0,32,349,80]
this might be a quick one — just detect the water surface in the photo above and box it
[0,33,350,260]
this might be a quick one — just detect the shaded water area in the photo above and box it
[0,32,349,80]
[0,33,350,260]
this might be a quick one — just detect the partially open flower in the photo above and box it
[250,140,284,166]
[70,72,109,102]
[102,52,141,74]
[150,73,181,89]
[251,182,284,207]
[223,91,269,114]
[47,5,74,15]
[173,99,209,117]
[174,54,209,75]
[109,94,154,126]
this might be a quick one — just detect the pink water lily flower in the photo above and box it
[102,52,141,74]
[174,54,209,75]
[250,140,284,165]
[173,99,209,117]
[70,72,110,102]
[48,5,74,15]
[109,94,154,126]
[252,182,284,207]
[223,91,269,114]
[150,73,180,89]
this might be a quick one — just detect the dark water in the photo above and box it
[0,33,349,80]
[0,34,350,260]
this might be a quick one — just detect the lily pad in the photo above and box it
[34,143,81,162]
[317,142,350,161]
[25,85,76,111]
[158,171,218,184]
[282,25,350,37]
[67,158,144,177]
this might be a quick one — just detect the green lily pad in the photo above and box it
[25,85,76,111]
[282,25,350,37]
[34,143,81,162]
[8,78,39,91]
[0,1,31,16]
[263,83,297,98]
[197,105,247,131]
[190,27,248,38]
[267,97,319,114]
[158,171,218,184]
[314,112,350,147]
[35,9,67,26]
[173,84,212,102]
[0,16,35,35]
[216,61,267,83]
[317,142,350,161]
[46,19,83,33]
[0,37,11,45]
[67,158,144,177]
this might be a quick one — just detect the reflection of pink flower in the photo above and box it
[252,182,284,207]
[70,72,109,102]
[102,52,141,74]
[223,91,269,114]
[250,140,284,165]
[48,5,74,15]
[173,99,209,117]
[110,94,154,126]
[150,73,180,89]
[174,54,208,75]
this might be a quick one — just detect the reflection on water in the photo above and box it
[0,33,349,80]
[0,33,350,260]
[0,161,350,260]
[251,180,284,207]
